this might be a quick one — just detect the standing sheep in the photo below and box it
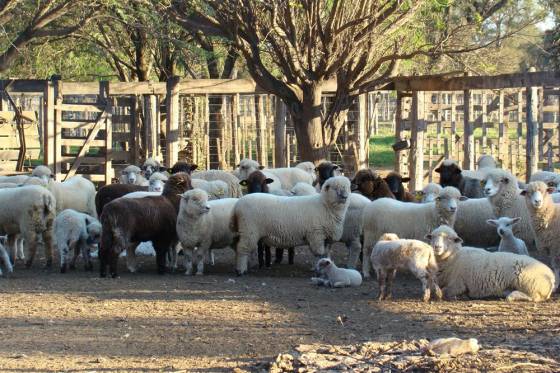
[384,171,415,202]
[191,179,229,200]
[0,238,13,276]
[521,181,560,289]
[141,157,166,179]
[435,160,485,198]
[371,233,442,302]
[350,169,395,201]
[231,176,351,275]
[147,172,168,192]
[417,183,443,203]
[486,217,529,255]
[361,186,463,278]
[169,161,198,175]
[295,161,316,182]
[314,161,342,189]
[176,189,238,275]
[426,225,554,302]
[95,184,148,216]
[119,165,148,186]
[55,209,102,273]
[454,198,499,248]
[311,258,362,288]
[530,171,560,192]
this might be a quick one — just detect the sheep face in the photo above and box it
[237,159,262,180]
[486,217,520,238]
[435,161,462,188]
[141,158,164,179]
[169,162,198,175]
[322,176,350,205]
[419,183,443,203]
[32,165,53,184]
[121,165,142,184]
[240,170,273,194]
[351,169,377,194]
[180,189,210,216]
[483,171,513,197]
[315,257,333,274]
[315,162,341,186]
[148,173,168,192]
[521,181,554,210]
[435,187,463,214]
[425,225,463,259]
[384,172,410,195]
[379,233,399,241]
[86,220,102,245]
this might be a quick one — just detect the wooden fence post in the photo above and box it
[463,81,475,170]
[256,95,267,166]
[43,76,57,169]
[498,91,505,165]
[526,83,539,181]
[450,92,456,159]
[274,97,287,168]
[355,93,368,171]
[165,76,180,168]
[232,93,240,166]
[53,78,63,181]
[144,94,159,160]
[409,90,425,191]
[102,82,113,183]
[394,91,405,174]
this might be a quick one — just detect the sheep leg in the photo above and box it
[69,240,80,270]
[195,245,210,275]
[361,235,375,279]
[505,290,533,302]
[428,270,443,300]
[265,245,271,268]
[384,269,397,300]
[0,241,13,275]
[346,239,362,270]
[274,248,284,264]
[7,234,17,264]
[173,243,183,271]
[257,244,264,268]
[108,250,119,278]
[24,231,38,269]
[552,255,560,293]
[308,236,327,258]
[235,235,256,276]
[125,244,138,273]
[41,222,54,268]
[81,242,94,272]
[376,268,387,300]
[288,248,294,265]
[411,267,431,302]
[311,277,329,286]
[332,281,349,288]
[183,247,194,275]
[16,236,25,260]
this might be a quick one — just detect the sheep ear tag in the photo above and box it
[415,192,423,201]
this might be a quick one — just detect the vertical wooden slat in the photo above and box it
[450,92,456,159]
[394,91,405,174]
[481,92,488,151]
[130,95,138,165]
[232,93,240,166]
[526,83,539,182]
[409,91,425,191]
[43,77,57,169]
[356,93,368,171]
[54,79,63,181]
[274,97,287,168]
[463,85,475,170]
[256,95,267,166]
[165,76,180,168]
[538,87,544,161]
[498,91,505,165]
[105,94,113,184]
[205,94,210,169]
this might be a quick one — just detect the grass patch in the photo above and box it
[369,132,395,170]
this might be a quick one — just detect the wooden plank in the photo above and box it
[165,76,180,168]
[274,97,287,168]
[394,92,405,174]
[57,104,103,112]
[526,83,539,181]
[105,94,113,183]
[409,91,425,191]
[54,79,63,180]
[60,121,99,130]
[0,80,47,93]
[463,85,475,170]
[0,150,21,159]
[60,138,106,147]
[59,156,106,164]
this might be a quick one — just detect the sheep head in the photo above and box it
[425,225,463,259]
[521,181,554,210]
[321,176,350,206]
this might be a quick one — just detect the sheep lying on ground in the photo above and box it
[361,186,463,278]
[314,161,342,189]
[31,165,97,217]
[141,157,166,179]
[426,338,480,357]
[486,217,529,255]
[530,171,560,192]
[371,233,442,302]
[119,165,148,186]
[483,169,535,249]
[176,189,238,275]
[193,169,243,198]
[55,209,101,273]
[417,183,443,203]
[231,176,351,275]
[351,169,395,201]
[384,171,415,202]
[427,225,554,301]
[521,181,560,290]
[99,173,192,277]
[192,179,229,200]
[95,184,148,216]
[0,238,13,276]
[311,258,362,288]
[0,185,56,268]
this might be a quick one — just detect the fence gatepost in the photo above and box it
[463,74,474,170]
[165,76,180,168]
[526,81,539,181]
[274,97,287,168]
[43,76,57,169]
[409,90,425,192]
[356,93,368,170]
[394,91,406,174]
[53,76,62,181]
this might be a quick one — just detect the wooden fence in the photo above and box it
[1,71,559,188]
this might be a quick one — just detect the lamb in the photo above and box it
[426,338,480,357]
[99,173,192,277]
[435,160,485,198]
[482,168,535,249]
[0,185,56,268]
[176,189,238,275]
[295,161,316,182]
[290,182,317,196]
[31,165,97,217]
[486,217,529,255]
[530,171,560,192]
[55,209,102,273]
[119,165,148,186]
[141,157,166,179]
[426,225,554,301]
[95,184,148,216]
[351,169,395,201]
[314,161,342,188]
[417,183,443,203]
[231,176,351,275]
[370,233,442,302]
[192,169,243,198]
[384,171,415,202]
[191,179,229,200]
[521,181,560,289]
[361,186,463,278]
[311,258,362,288]
[0,238,13,276]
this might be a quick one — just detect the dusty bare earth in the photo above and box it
[1,246,559,373]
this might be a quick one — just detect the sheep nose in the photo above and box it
[498,229,504,236]
[484,188,491,195]
[449,206,457,212]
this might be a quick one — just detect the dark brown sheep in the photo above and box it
[314,161,341,188]
[351,169,395,201]
[169,161,198,175]
[99,173,192,278]
[95,184,148,217]
[384,171,415,202]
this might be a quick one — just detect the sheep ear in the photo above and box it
[424,233,432,241]
[520,190,527,196]
[190,165,198,172]
[455,167,462,174]
[486,219,497,227]
[239,180,248,186]
[401,177,410,183]
[547,187,555,194]
[435,166,442,173]
[459,196,468,201]
[512,217,521,225]
[454,237,463,244]
[265,178,274,184]
[258,165,265,170]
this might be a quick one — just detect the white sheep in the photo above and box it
[236,159,282,191]
[295,161,316,182]
[31,165,97,217]
[147,172,168,192]
[337,193,371,269]
[290,182,317,196]
[477,154,498,169]
[237,159,313,191]
[530,171,560,192]
[486,217,529,255]
[454,197,500,249]
[427,225,554,301]
[0,185,56,268]
[141,157,164,179]
[55,209,101,273]
[176,189,238,275]
[0,238,13,276]
[231,176,351,275]
[482,168,535,249]
[417,183,443,203]
[119,165,148,186]
[310,257,362,287]
[193,170,243,198]
[521,181,560,290]
[361,186,464,278]
[192,179,229,200]
[371,233,442,302]
[0,174,30,185]
[426,338,480,356]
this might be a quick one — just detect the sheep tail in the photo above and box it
[42,193,56,218]
[230,211,239,235]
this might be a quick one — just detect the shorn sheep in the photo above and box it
[521,181,560,289]
[486,217,529,255]
[55,209,101,273]
[530,171,560,192]
[311,258,362,288]
[427,225,554,302]
[361,186,464,278]
[193,169,243,198]
[371,233,442,302]
[191,179,229,200]
[95,184,148,216]
[0,185,56,268]
[231,176,351,275]
[176,189,238,275]
[119,165,148,186]
[99,173,192,277]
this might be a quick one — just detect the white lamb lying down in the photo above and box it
[486,217,529,255]
[427,225,555,302]
[0,238,13,276]
[371,233,442,302]
[311,258,362,288]
[426,338,480,357]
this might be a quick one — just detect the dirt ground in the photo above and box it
[1,246,559,373]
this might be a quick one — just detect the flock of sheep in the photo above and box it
[0,154,559,304]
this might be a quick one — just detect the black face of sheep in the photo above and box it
[315,162,340,187]
[168,162,198,175]
[240,170,274,194]
[435,163,462,189]
[142,164,167,179]
[384,172,410,197]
